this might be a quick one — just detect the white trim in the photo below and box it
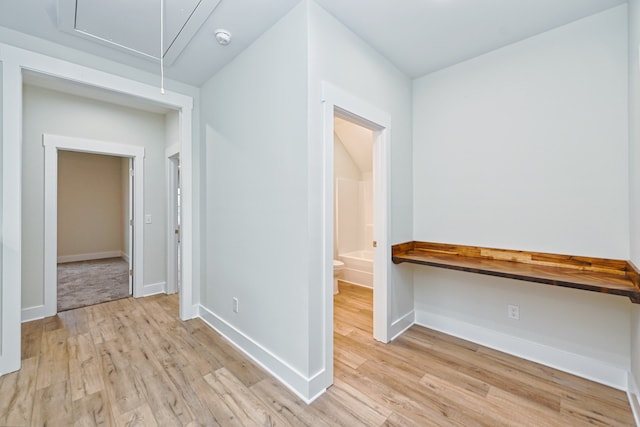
[628,372,640,426]
[121,252,130,263]
[415,309,629,391]
[321,82,392,346]
[0,61,22,376]
[389,310,415,341]
[43,134,145,317]
[57,250,123,264]
[142,281,167,297]
[179,107,195,321]
[197,304,323,403]
[21,305,45,323]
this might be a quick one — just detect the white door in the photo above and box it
[167,154,181,294]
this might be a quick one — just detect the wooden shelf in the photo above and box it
[392,241,640,304]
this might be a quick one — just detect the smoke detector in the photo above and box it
[214,29,232,46]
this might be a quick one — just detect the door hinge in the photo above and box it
[373,241,377,248]
[130,168,134,176]
[129,269,133,276]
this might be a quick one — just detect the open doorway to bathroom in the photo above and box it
[333,115,375,336]
[322,83,391,393]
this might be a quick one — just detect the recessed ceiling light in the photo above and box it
[214,29,232,46]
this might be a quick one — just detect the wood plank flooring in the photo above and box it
[0,282,634,426]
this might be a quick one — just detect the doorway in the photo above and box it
[322,82,392,389]
[333,115,374,323]
[56,151,133,311]
[43,134,145,318]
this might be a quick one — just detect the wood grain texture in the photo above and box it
[392,241,640,302]
[1,289,634,426]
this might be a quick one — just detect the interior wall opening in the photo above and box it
[333,114,375,336]
[56,150,133,312]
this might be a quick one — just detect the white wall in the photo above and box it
[199,0,413,400]
[412,6,631,388]
[22,84,167,309]
[0,63,3,349]
[57,151,124,259]
[200,1,312,397]
[628,0,640,397]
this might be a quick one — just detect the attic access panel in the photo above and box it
[58,0,221,65]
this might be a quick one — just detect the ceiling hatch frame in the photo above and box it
[57,0,221,65]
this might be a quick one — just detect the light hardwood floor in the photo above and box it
[0,282,635,426]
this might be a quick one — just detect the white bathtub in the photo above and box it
[338,250,373,288]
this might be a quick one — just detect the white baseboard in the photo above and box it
[415,309,628,391]
[142,281,166,297]
[57,250,122,263]
[197,304,322,403]
[629,372,640,427]
[121,252,130,263]
[22,305,45,322]
[389,310,415,341]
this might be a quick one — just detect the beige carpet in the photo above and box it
[57,257,130,312]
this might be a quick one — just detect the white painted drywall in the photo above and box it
[57,151,124,259]
[308,0,414,364]
[413,6,631,387]
[0,63,3,351]
[628,0,640,394]
[200,0,311,391]
[22,84,167,308]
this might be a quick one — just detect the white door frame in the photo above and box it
[322,82,391,347]
[166,143,180,295]
[43,135,145,317]
[128,158,134,295]
[0,44,195,377]
[0,61,23,376]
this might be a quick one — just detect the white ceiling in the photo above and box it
[0,0,627,86]
[315,0,627,78]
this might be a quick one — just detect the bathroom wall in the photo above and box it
[334,131,371,255]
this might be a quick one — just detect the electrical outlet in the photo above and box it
[233,297,239,313]
[507,304,520,320]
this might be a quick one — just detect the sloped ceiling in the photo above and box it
[335,116,373,174]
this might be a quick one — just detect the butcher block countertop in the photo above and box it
[392,241,640,303]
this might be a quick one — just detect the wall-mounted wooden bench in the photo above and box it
[392,241,640,303]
